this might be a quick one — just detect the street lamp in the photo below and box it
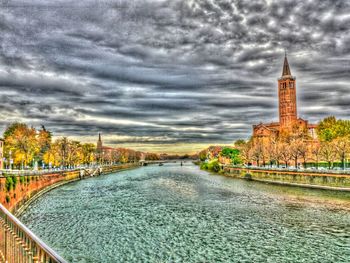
[9,150,12,170]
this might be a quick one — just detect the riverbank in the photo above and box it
[197,162,350,191]
[222,166,350,191]
[0,163,140,214]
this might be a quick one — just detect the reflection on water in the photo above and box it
[20,163,350,262]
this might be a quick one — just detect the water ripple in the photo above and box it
[20,163,350,263]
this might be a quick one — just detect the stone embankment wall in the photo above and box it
[0,163,139,213]
[223,167,350,191]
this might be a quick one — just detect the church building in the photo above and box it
[96,133,117,164]
[252,55,317,140]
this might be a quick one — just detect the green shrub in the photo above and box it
[5,195,10,203]
[20,176,25,184]
[12,176,17,189]
[221,147,242,165]
[200,162,209,170]
[207,159,221,173]
[5,177,13,192]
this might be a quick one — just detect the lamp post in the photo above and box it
[9,150,12,170]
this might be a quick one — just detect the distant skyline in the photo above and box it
[1,0,350,153]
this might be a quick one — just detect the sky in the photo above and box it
[0,0,349,154]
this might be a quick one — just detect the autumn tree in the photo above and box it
[333,137,350,170]
[37,125,52,164]
[81,143,96,165]
[4,123,39,169]
[317,116,350,141]
[67,141,82,167]
[265,136,281,167]
[234,139,252,165]
[279,142,292,167]
[309,142,321,169]
[43,143,60,167]
[251,140,265,167]
[320,141,337,169]
[317,117,350,169]
[55,137,70,167]
[288,138,308,168]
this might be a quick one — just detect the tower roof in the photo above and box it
[281,54,292,77]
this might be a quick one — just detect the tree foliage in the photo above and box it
[200,116,350,170]
[220,147,241,165]
[317,116,350,141]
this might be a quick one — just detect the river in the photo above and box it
[20,163,350,262]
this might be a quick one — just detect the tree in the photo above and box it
[333,137,350,170]
[198,149,207,161]
[37,126,52,164]
[251,140,265,167]
[43,144,60,168]
[145,152,159,161]
[4,123,39,169]
[234,139,247,148]
[67,141,82,167]
[2,121,146,169]
[310,142,321,169]
[297,140,308,168]
[55,137,70,168]
[320,141,337,169]
[317,116,337,141]
[317,116,350,141]
[279,142,292,167]
[81,143,96,165]
[266,136,281,167]
[289,138,305,168]
[235,139,252,165]
[220,147,241,165]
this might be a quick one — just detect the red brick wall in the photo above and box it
[0,171,80,212]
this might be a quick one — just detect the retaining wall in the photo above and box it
[0,163,139,213]
[223,167,350,191]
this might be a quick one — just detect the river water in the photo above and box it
[20,163,350,262]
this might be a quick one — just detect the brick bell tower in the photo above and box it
[278,54,297,129]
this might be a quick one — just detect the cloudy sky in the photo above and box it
[0,0,349,153]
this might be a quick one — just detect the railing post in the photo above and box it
[0,204,67,263]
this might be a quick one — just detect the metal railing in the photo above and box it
[0,163,130,177]
[0,203,67,263]
[228,165,350,175]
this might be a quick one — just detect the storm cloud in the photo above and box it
[0,0,349,153]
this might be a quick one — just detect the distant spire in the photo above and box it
[282,52,292,77]
[97,133,102,151]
